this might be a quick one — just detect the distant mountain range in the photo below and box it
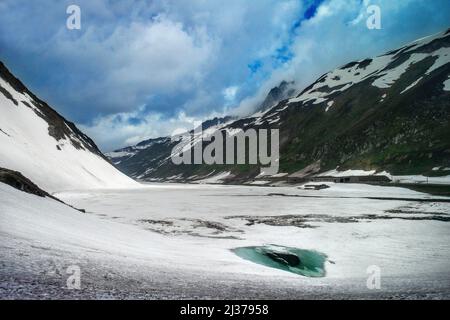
[108,28,450,184]
[1,29,449,189]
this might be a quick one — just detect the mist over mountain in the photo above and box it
[108,28,450,183]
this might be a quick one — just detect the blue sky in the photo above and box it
[1,0,449,151]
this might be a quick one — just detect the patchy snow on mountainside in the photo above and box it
[195,171,232,184]
[106,150,135,160]
[444,76,450,91]
[287,30,450,106]
[106,137,173,165]
[0,64,138,192]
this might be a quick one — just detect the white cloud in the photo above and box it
[80,108,225,152]
[52,15,217,114]
[222,86,239,102]
[232,0,450,116]
[2,0,450,150]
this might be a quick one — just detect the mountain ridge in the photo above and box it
[104,28,450,183]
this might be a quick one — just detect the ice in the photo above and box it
[1,180,450,298]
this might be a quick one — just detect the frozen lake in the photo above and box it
[1,182,450,299]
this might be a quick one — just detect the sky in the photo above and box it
[1,0,450,151]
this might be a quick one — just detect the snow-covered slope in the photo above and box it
[2,181,449,298]
[0,62,138,192]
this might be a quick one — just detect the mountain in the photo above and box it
[108,29,450,183]
[106,116,238,180]
[252,28,450,177]
[0,61,138,192]
[256,80,296,113]
[106,83,297,182]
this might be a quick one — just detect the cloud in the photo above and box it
[51,14,217,116]
[222,86,239,103]
[80,107,225,151]
[1,0,450,151]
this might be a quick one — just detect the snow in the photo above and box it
[404,30,446,52]
[373,47,449,89]
[267,116,280,124]
[372,53,428,88]
[317,169,377,177]
[1,181,450,298]
[0,78,138,192]
[105,150,135,159]
[2,29,450,299]
[425,47,450,74]
[248,180,271,185]
[283,29,449,110]
[165,174,183,180]
[168,121,233,162]
[225,128,242,137]
[325,100,334,112]
[288,54,393,106]
[401,77,423,94]
[269,172,288,178]
[444,76,450,91]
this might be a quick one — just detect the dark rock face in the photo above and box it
[0,167,51,198]
[0,167,85,212]
[264,252,301,267]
